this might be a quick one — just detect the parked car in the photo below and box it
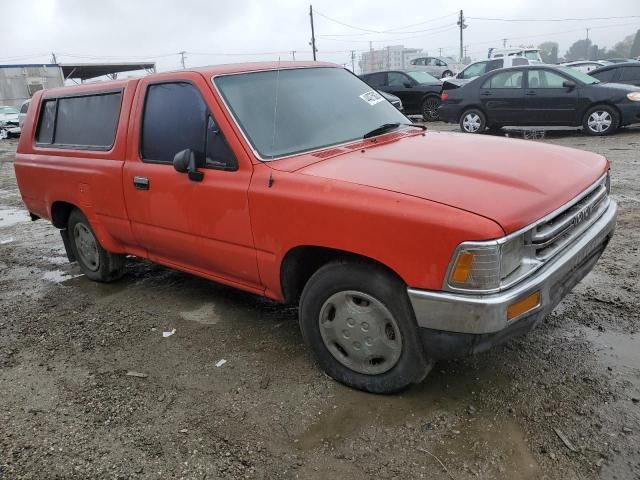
[561,61,609,73]
[488,48,543,63]
[439,65,640,136]
[0,105,21,139]
[406,56,464,78]
[602,58,635,64]
[378,90,403,111]
[15,62,617,393]
[359,70,442,120]
[589,62,640,87]
[18,99,30,129]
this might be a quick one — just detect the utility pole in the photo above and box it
[50,52,57,64]
[309,5,317,61]
[438,47,442,57]
[464,45,468,60]
[585,28,590,60]
[369,41,373,73]
[502,38,507,48]
[291,50,296,61]
[179,51,187,69]
[457,10,467,63]
[350,50,355,72]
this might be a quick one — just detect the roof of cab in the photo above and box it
[36,61,339,98]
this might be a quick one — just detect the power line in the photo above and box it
[314,9,458,35]
[317,24,458,44]
[468,15,640,22]
[317,12,458,37]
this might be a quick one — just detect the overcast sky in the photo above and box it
[2,0,639,73]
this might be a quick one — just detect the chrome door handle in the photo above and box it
[133,176,150,190]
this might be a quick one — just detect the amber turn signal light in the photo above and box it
[451,251,475,283]
[507,291,541,321]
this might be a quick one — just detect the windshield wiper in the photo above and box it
[362,122,426,139]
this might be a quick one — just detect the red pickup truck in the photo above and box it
[14,62,617,393]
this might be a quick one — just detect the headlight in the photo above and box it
[627,92,640,102]
[446,234,538,292]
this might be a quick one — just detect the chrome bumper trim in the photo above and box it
[408,200,617,334]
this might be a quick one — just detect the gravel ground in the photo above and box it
[1,124,639,480]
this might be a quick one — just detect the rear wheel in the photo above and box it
[421,96,441,121]
[460,109,486,133]
[442,70,453,78]
[299,261,433,393]
[68,209,125,282]
[583,105,619,136]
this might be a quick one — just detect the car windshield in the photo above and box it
[406,71,440,84]
[214,67,407,159]
[558,67,600,84]
[0,107,19,114]
[524,51,543,62]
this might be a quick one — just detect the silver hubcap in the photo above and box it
[463,113,481,132]
[588,111,612,133]
[74,222,100,271]
[318,291,403,375]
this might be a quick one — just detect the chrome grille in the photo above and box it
[531,176,609,261]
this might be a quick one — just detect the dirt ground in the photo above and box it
[1,123,639,480]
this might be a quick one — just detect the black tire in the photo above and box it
[442,70,453,78]
[582,105,619,136]
[299,261,433,394]
[67,209,125,282]
[459,108,486,134]
[421,96,441,122]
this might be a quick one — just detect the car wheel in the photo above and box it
[68,209,126,282]
[442,70,453,78]
[460,109,486,133]
[583,105,619,136]
[421,96,441,121]
[0,129,7,140]
[299,261,433,394]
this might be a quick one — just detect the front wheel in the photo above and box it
[460,109,486,134]
[421,96,441,122]
[299,262,433,394]
[68,209,126,282]
[583,105,619,136]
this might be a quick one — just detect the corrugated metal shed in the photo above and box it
[0,64,64,107]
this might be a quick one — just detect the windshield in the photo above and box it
[0,107,19,115]
[406,71,440,84]
[214,67,407,159]
[558,67,600,84]
[524,50,543,62]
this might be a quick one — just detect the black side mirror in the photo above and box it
[403,81,413,88]
[173,148,204,182]
[563,80,576,89]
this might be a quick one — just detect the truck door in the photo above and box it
[123,73,261,291]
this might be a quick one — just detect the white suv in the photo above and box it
[455,57,530,81]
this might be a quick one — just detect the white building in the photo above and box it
[0,64,64,107]
[359,46,424,74]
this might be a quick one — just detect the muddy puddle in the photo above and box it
[0,206,30,229]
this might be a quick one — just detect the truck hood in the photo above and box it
[295,131,608,233]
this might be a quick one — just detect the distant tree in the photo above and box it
[538,41,559,63]
[631,30,640,57]
[565,39,591,62]
[606,33,634,58]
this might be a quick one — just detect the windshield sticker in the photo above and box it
[360,90,385,106]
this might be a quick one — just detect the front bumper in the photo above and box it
[618,102,640,126]
[407,200,617,358]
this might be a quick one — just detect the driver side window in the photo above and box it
[141,82,237,170]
